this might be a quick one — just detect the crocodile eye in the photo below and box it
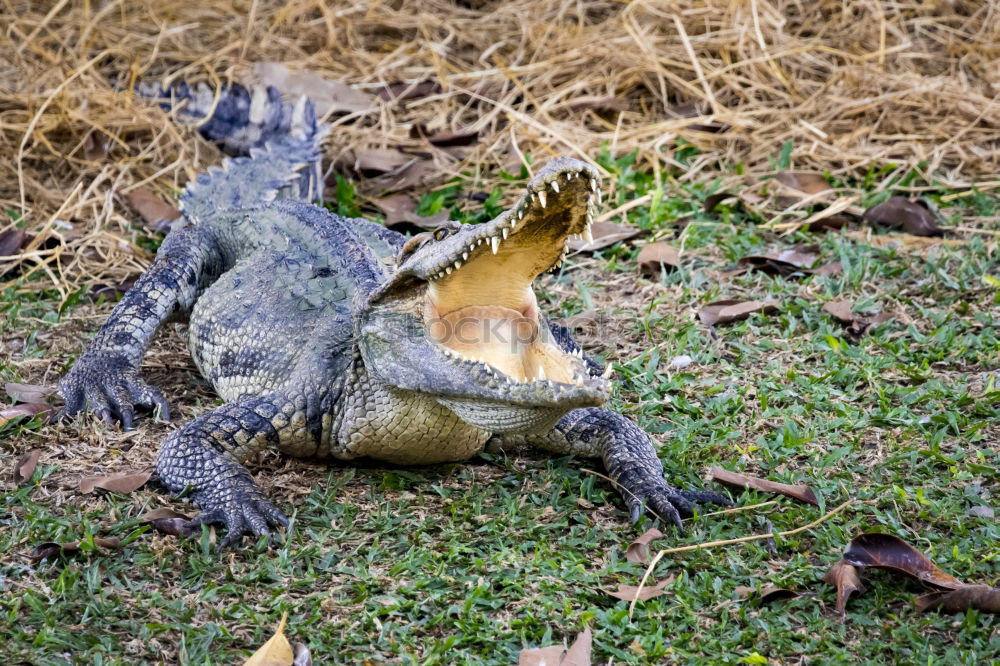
[433,227,453,241]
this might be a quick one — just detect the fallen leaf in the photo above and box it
[822,300,892,340]
[370,158,438,191]
[567,222,642,251]
[734,585,755,599]
[842,533,965,589]
[698,300,779,327]
[823,300,855,323]
[759,586,800,604]
[740,248,820,276]
[774,171,833,197]
[244,612,294,666]
[0,228,29,261]
[123,186,180,233]
[606,575,676,602]
[703,191,734,212]
[0,403,53,426]
[915,585,1000,614]
[13,449,42,485]
[341,148,415,175]
[370,193,450,231]
[625,528,663,564]
[823,559,865,617]
[519,627,592,666]
[410,123,479,147]
[707,466,819,506]
[863,197,944,237]
[142,508,197,537]
[5,382,54,403]
[812,261,843,276]
[29,536,121,562]
[90,276,138,301]
[82,130,109,162]
[248,62,374,115]
[805,214,851,232]
[375,80,441,102]
[79,469,153,494]
[636,243,680,277]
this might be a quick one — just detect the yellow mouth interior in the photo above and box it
[424,173,595,385]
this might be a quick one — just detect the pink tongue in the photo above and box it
[429,306,539,379]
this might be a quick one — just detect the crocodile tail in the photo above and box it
[134,80,330,221]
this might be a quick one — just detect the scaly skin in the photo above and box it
[59,79,729,549]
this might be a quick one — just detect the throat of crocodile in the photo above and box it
[425,248,573,385]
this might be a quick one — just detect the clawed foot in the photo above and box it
[625,481,731,532]
[59,351,169,429]
[187,486,289,550]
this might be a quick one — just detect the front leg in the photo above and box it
[155,393,307,549]
[59,225,223,427]
[500,407,730,529]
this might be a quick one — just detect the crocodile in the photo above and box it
[59,80,729,548]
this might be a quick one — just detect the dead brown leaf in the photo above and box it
[29,536,121,562]
[247,62,374,115]
[123,186,180,234]
[863,197,944,237]
[370,193,450,231]
[625,528,663,564]
[741,248,820,276]
[636,243,680,278]
[0,228,29,261]
[0,403,53,426]
[606,574,676,602]
[5,381,54,403]
[244,612,294,666]
[567,222,642,251]
[341,148,415,176]
[823,300,892,340]
[13,449,42,486]
[759,586,801,604]
[812,261,843,276]
[410,123,479,147]
[79,469,153,494]
[142,508,197,537]
[698,300,779,327]
[519,627,592,666]
[708,466,819,506]
[915,585,1000,614]
[823,559,865,617]
[842,533,965,589]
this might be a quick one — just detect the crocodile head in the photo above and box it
[358,157,611,434]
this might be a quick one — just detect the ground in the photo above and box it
[2,1,999,663]
[2,150,997,664]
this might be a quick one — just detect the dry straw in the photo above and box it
[2,0,998,293]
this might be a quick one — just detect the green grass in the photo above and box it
[1,153,998,664]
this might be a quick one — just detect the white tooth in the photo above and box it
[583,225,594,244]
[551,181,559,193]
[537,366,546,380]
[538,191,547,208]
[490,236,500,254]
[454,260,462,270]
[477,239,483,246]
[502,227,508,239]
[602,365,614,379]
[446,267,452,275]
[517,209,524,220]
[462,252,469,260]
[590,178,598,191]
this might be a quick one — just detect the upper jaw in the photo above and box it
[385,157,602,287]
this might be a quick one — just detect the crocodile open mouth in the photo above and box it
[423,162,600,386]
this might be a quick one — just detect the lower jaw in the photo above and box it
[436,397,571,434]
